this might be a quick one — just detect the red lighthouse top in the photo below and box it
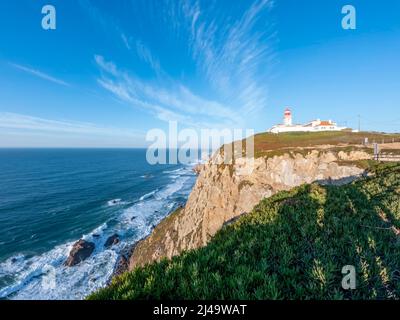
[284,108,291,115]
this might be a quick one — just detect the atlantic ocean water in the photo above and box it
[0,149,197,299]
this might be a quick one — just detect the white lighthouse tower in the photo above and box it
[283,108,292,126]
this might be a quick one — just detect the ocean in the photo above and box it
[0,149,197,300]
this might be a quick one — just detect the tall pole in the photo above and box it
[358,114,361,132]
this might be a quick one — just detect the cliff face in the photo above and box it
[128,150,371,270]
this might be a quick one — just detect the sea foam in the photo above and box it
[0,165,195,300]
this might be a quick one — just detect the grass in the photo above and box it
[236,131,400,158]
[89,162,400,300]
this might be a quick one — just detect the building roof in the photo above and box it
[318,121,333,126]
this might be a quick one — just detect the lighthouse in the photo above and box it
[268,107,348,133]
[283,108,292,126]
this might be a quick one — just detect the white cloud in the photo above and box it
[135,40,162,74]
[121,33,131,50]
[85,0,276,129]
[0,112,144,145]
[94,55,118,76]
[95,55,241,129]
[181,0,275,115]
[10,63,70,87]
[79,0,163,75]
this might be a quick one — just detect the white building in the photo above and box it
[269,108,348,134]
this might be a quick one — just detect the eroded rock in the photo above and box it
[113,255,129,276]
[129,150,367,270]
[104,234,120,248]
[64,239,95,267]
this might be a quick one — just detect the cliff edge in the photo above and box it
[128,147,372,270]
[90,162,400,300]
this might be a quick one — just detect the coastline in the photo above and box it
[0,153,198,300]
[2,136,399,299]
[118,143,389,275]
[109,165,204,279]
[110,205,186,279]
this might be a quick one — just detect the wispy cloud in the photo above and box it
[120,33,163,74]
[0,112,143,138]
[10,63,70,87]
[80,0,164,75]
[135,40,162,74]
[94,55,118,76]
[84,0,276,129]
[121,33,131,50]
[95,55,241,129]
[181,0,276,115]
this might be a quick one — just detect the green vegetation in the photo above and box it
[254,131,399,151]
[90,163,400,300]
[252,131,400,158]
[218,131,400,159]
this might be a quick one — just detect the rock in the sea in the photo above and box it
[113,255,129,276]
[64,239,95,267]
[104,234,120,248]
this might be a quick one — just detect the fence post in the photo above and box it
[373,143,379,161]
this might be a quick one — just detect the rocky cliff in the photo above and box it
[128,149,371,270]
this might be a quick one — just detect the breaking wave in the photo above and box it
[0,165,196,300]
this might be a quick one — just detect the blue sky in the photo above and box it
[0,0,399,147]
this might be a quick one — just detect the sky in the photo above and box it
[0,0,399,147]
